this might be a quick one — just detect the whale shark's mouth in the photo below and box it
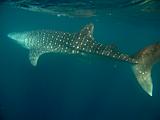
[8,32,26,43]
[7,32,29,49]
[8,32,21,40]
[8,32,15,39]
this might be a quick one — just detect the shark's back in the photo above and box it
[26,23,94,50]
[25,30,77,49]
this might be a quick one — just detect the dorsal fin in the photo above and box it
[80,23,94,38]
[72,23,94,49]
[132,43,160,96]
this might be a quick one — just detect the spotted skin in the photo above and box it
[8,23,137,66]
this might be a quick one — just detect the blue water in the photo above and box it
[0,2,160,120]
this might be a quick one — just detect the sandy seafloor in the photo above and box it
[0,3,160,120]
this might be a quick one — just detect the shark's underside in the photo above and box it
[7,23,160,96]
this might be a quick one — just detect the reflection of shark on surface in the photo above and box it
[7,23,160,96]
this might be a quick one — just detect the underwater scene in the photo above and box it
[0,0,160,120]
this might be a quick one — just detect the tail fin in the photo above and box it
[132,43,160,96]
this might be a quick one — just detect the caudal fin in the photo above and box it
[132,43,160,96]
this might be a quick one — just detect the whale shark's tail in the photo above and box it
[132,43,160,96]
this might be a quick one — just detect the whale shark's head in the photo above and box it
[8,32,28,48]
[8,32,26,43]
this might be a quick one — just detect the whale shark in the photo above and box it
[7,23,138,66]
[7,23,160,96]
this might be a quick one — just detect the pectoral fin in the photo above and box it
[80,23,94,37]
[29,49,43,66]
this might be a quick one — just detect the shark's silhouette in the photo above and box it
[7,23,160,96]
